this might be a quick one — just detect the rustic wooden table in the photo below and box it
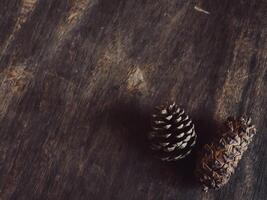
[0,0,266,199]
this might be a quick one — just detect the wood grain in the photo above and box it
[0,0,266,199]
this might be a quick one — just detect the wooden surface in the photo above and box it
[0,0,266,199]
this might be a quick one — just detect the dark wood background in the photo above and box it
[0,0,266,199]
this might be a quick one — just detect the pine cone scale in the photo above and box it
[196,116,257,191]
[148,102,197,162]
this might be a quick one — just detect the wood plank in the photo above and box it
[0,0,266,199]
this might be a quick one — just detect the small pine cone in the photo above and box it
[148,102,197,162]
[196,116,257,191]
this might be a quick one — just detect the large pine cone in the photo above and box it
[148,102,197,162]
[196,116,257,191]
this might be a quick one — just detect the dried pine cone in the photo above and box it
[148,102,197,161]
[196,116,257,191]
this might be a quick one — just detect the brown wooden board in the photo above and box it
[0,0,266,199]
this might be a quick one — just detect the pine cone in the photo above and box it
[148,102,197,162]
[196,116,257,191]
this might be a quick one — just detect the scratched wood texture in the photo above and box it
[0,0,266,199]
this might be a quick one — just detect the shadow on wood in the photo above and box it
[106,96,151,157]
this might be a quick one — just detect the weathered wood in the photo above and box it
[0,0,266,199]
